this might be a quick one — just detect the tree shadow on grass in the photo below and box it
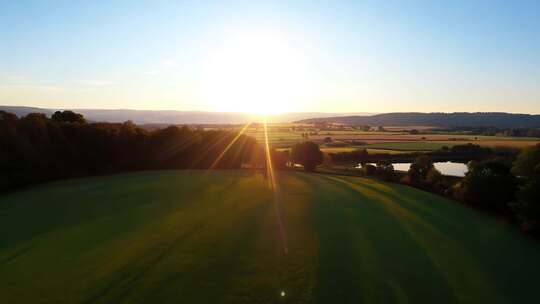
[319,175,510,304]
[352,176,540,303]
[295,173,458,303]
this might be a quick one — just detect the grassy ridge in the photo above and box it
[1,171,539,303]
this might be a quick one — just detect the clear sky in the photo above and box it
[1,0,539,114]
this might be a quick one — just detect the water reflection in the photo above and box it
[357,161,468,177]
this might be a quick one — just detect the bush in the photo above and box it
[426,168,443,185]
[400,175,412,186]
[512,143,540,178]
[511,178,540,231]
[425,168,450,195]
[363,164,376,175]
[376,163,395,181]
[461,160,517,211]
[403,156,454,194]
[451,182,464,200]
[407,155,433,184]
[511,144,540,231]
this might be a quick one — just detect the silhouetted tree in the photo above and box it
[511,144,540,231]
[376,162,395,181]
[363,163,376,175]
[291,141,323,172]
[0,111,260,193]
[461,160,517,211]
[271,149,289,170]
[408,155,434,184]
[512,143,540,178]
[52,110,86,124]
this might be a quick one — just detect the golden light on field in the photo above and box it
[207,117,289,255]
[198,31,310,114]
[264,118,288,255]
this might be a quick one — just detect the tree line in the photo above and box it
[328,143,511,164]
[354,145,540,234]
[437,126,540,137]
[0,110,261,193]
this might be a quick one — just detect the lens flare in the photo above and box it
[209,122,252,169]
[264,118,288,255]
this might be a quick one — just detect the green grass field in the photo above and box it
[319,147,411,154]
[365,148,412,154]
[366,141,455,151]
[1,171,539,303]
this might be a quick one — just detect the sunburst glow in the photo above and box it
[198,31,310,114]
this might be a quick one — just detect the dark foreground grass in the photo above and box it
[1,171,539,303]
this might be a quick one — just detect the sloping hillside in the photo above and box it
[298,112,540,128]
[1,171,539,303]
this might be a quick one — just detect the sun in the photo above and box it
[198,31,310,114]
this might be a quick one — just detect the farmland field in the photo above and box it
[1,171,539,303]
[365,148,412,154]
[365,141,455,151]
[319,146,360,153]
[319,147,412,154]
[364,140,540,151]
[242,126,540,150]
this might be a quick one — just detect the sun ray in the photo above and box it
[209,122,252,169]
[264,118,289,255]
[263,119,276,189]
[156,134,199,164]
[190,124,247,169]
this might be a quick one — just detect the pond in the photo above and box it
[357,161,469,177]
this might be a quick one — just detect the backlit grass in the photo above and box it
[1,171,539,303]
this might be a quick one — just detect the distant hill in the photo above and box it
[0,106,56,117]
[297,112,540,128]
[0,106,369,124]
[0,106,373,124]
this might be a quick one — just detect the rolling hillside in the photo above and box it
[298,112,540,128]
[1,171,539,303]
[0,106,372,124]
